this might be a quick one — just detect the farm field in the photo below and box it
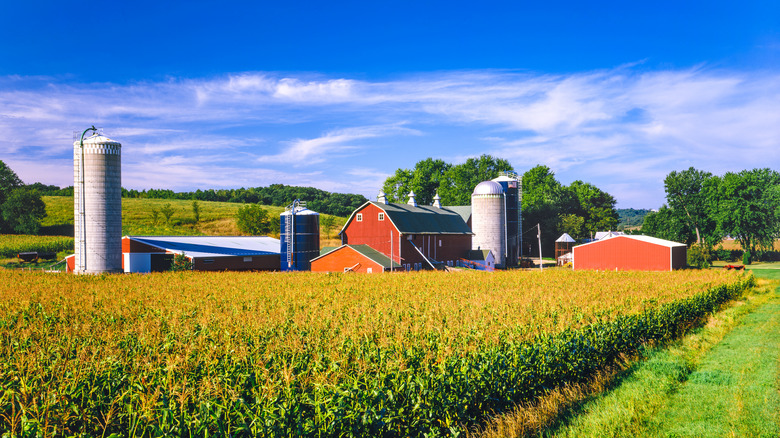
[0,268,752,437]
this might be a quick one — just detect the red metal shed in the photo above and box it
[572,235,687,271]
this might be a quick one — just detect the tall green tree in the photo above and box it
[521,165,576,256]
[663,167,717,245]
[641,206,695,244]
[568,180,619,235]
[381,155,512,206]
[714,168,780,261]
[439,155,513,205]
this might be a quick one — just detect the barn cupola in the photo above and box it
[407,190,417,207]
[377,190,388,204]
[432,192,442,208]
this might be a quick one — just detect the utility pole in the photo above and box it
[537,223,543,271]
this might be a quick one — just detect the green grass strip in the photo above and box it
[547,273,780,438]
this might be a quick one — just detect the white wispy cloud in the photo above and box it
[0,66,778,207]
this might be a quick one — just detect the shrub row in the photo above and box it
[713,248,780,263]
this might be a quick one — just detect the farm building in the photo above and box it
[572,235,687,271]
[337,192,473,270]
[461,249,496,271]
[311,244,403,273]
[121,236,281,272]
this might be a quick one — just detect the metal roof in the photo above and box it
[574,234,686,249]
[444,205,472,224]
[312,244,403,269]
[125,236,280,258]
[341,201,473,235]
[556,233,576,243]
[472,180,504,196]
[594,231,625,240]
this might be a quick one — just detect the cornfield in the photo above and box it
[0,235,74,258]
[0,269,752,437]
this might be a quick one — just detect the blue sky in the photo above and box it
[1,1,778,208]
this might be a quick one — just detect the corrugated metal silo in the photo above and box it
[73,130,122,274]
[492,173,520,267]
[280,200,320,271]
[471,180,506,268]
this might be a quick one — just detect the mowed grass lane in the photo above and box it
[540,266,780,438]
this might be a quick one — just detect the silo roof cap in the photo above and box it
[472,180,504,196]
[74,134,121,146]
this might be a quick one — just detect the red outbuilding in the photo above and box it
[336,194,473,271]
[572,235,687,271]
[311,244,402,273]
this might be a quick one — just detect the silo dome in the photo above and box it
[472,180,504,196]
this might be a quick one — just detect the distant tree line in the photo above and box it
[40,183,368,217]
[617,208,653,228]
[642,167,780,264]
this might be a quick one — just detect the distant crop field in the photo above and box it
[0,234,74,258]
[0,269,751,437]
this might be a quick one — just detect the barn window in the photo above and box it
[203,259,214,264]
[243,257,252,262]
[378,213,384,221]
[356,213,363,222]
[438,240,442,247]
[367,267,373,273]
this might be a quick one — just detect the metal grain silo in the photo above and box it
[471,180,507,268]
[280,200,320,271]
[492,173,520,267]
[73,128,122,274]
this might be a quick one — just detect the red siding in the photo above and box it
[573,237,684,271]
[123,237,166,253]
[341,204,471,269]
[311,246,385,273]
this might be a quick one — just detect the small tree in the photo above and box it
[160,203,175,224]
[236,204,272,235]
[192,201,201,223]
[320,215,337,239]
[170,253,192,271]
[687,244,711,269]
[150,208,160,225]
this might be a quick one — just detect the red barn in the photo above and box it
[335,197,473,271]
[572,235,687,271]
[311,244,402,273]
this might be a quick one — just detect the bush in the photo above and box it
[170,253,192,271]
[236,204,273,235]
[742,250,752,265]
[687,244,711,269]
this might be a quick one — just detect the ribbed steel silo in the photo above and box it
[73,130,122,274]
[471,180,507,268]
[492,173,520,267]
[280,200,320,271]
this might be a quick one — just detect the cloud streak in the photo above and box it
[0,66,777,207]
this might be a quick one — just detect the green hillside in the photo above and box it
[42,196,286,237]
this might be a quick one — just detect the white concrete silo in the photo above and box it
[471,180,507,268]
[73,131,122,273]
